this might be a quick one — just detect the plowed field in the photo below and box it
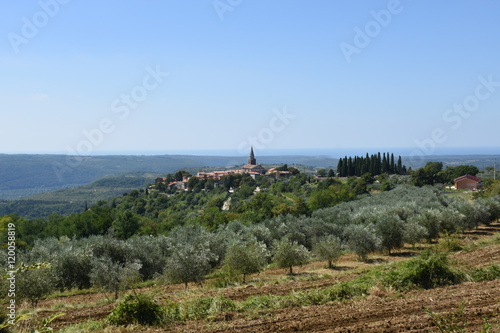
[23,222,500,332]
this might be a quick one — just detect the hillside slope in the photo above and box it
[26,222,500,333]
[0,173,155,218]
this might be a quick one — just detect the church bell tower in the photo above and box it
[248,147,257,165]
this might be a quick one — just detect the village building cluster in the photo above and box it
[153,147,293,191]
[153,148,484,192]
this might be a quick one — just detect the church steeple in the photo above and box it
[248,147,256,165]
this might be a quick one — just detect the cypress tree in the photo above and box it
[390,153,395,174]
[343,157,349,177]
[337,159,344,177]
[377,152,382,175]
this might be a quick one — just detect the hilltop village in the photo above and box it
[152,148,483,193]
[153,148,298,192]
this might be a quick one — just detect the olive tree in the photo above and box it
[375,214,405,255]
[403,222,428,248]
[273,238,310,275]
[313,235,342,269]
[223,240,268,283]
[17,268,55,307]
[344,224,380,261]
[163,242,214,289]
[90,257,142,299]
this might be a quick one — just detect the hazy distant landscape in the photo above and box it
[0,153,340,199]
[0,152,498,219]
[2,152,499,199]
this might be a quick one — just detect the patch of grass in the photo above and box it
[133,279,159,289]
[205,268,239,289]
[58,320,106,333]
[437,233,463,252]
[241,294,280,311]
[180,295,236,321]
[49,301,73,311]
[425,304,467,333]
[48,288,96,299]
[469,265,500,282]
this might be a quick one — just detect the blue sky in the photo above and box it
[1,1,499,156]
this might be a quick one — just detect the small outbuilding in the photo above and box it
[454,174,482,190]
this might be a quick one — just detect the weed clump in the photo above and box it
[181,296,236,321]
[469,264,500,282]
[106,293,164,326]
[380,250,465,290]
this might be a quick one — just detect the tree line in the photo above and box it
[337,152,407,177]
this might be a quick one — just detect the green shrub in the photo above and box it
[106,293,164,326]
[381,251,464,290]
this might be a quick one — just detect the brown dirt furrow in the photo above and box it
[39,303,114,330]
[203,280,500,333]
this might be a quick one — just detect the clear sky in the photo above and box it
[1,1,499,156]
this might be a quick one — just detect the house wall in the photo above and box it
[455,178,479,190]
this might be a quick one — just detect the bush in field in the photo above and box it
[223,240,268,283]
[313,235,342,269]
[273,238,310,275]
[375,214,405,254]
[382,251,464,290]
[344,224,380,261]
[106,293,164,326]
[17,268,55,307]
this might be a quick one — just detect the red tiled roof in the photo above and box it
[454,174,482,183]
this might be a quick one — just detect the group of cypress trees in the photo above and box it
[337,153,407,177]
